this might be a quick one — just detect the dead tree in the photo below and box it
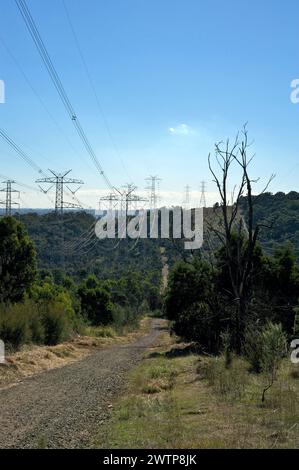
[208,125,274,352]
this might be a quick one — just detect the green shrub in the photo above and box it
[112,304,139,333]
[78,276,114,326]
[41,301,71,345]
[0,310,28,350]
[0,294,79,350]
[244,323,264,373]
[0,301,42,349]
[221,329,232,369]
[260,322,287,402]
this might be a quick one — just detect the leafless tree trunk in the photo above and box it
[208,125,274,352]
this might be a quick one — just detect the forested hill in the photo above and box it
[239,191,299,257]
[19,211,163,281]
[19,191,299,281]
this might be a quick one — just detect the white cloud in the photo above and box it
[168,123,195,136]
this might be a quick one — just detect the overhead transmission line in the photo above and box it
[15,0,116,192]
[0,172,37,192]
[0,127,47,177]
[0,35,95,174]
[0,130,58,206]
[0,131,87,210]
[62,0,133,183]
[0,171,55,206]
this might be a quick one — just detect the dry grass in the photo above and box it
[0,317,152,389]
[95,329,299,449]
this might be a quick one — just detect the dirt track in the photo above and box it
[0,319,164,449]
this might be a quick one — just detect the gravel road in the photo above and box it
[0,318,164,449]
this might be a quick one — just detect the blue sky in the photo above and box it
[0,0,299,208]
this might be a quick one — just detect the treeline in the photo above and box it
[165,240,298,349]
[164,128,299,401]
[239,191,299,259]
[164,239,299,401]
[0,216,162,351]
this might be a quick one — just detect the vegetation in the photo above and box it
[165,243,299,353]
[0,215,163,351]
[165,129,299,372]
[239,191,299,259]
[95,328,298,449]
[19,211,163,282]
[1,126,299,448]
[0,216,36,303]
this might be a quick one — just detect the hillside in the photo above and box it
[239,191,299,257]
[18,192,299,281]
[19,211,163,281]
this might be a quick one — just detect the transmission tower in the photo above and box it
[200,181,207,207]
[182,185,191,209]
[0,180,20,215]
[122,183,148,213]
[99,192,121,212]
[36,170,84,214]
[145,175,161,209]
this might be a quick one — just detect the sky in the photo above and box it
[0,0,299,209]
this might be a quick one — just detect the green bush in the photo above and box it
[244,323,264,373]
[221,329,232,369]
[112,304,139,333]
[40,301,72,346]
[0,294,79,350]
[78,275,114,326]
[0,307,29,350]
[260,322,287,402]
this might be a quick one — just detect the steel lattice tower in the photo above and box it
[36,170,84,214]
[99,192,121,212]
[122,183,148,214]
[145,175,161,209]
[182,185,191,208]
[200,181,207,207]
[0,180,19,215]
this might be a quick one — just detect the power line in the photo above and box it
[0,130,57,206]
[61,0,132,183]
[0,34,94,173]
[0,171,55,207]
[0,127,47,176]
[15,0,115,191]
[65,188,91,210]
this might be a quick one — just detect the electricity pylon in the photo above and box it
[122,183,148,213]
[182,185,191,209]
[200,181,207,207]
[0,180,19,215]
[145,175,161,209]
[99,192,121,212]
[36,169,84,214]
